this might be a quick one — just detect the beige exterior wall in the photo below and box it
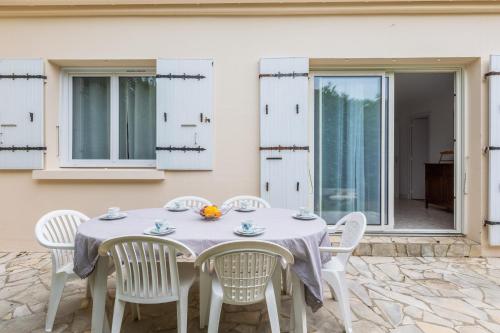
[0,14,496,254]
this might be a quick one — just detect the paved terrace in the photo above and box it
[1,252,500,333]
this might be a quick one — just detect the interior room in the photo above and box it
[394,72,455,230]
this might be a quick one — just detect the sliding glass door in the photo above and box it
[314,74,386,226]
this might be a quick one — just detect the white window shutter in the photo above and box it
[259,58,309,209]
[0,59,45,169]
[488,55,500,228]
[156,59,213,170]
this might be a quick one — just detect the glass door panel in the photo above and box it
[314,76,383,225]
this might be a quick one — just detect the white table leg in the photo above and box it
[199,266,211,329]
[291,271,307,333]
[91,256,110,333]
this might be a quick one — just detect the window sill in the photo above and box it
[32,169,165,180]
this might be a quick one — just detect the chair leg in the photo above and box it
[86,279,92,299]
[111,299,126,333]
[131,304,141,321]
[324,272,352,333]
[177,286,190,333]
[328,284,337,301]
[207,282,223,333]
[199,267,211,329]
[272,267,282,316]
[45,272,68,332]
[265,282,281,333]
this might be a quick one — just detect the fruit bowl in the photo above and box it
[198,205,230,221]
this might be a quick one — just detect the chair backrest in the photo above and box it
[35,210,89,272]
[98,236,195,303]
[335,212,367,267]
[194,240,293,305]
[222,195,271,209]
[164,196,212,210]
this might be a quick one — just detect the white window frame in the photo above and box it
[59,67,156,168]
[309,67,464,234]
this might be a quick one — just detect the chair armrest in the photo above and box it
[38,240,75,250]
[319,246,353,254]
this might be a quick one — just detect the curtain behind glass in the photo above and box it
[314,77,381,225]
[72,77,110,159]
[119,77,156,160]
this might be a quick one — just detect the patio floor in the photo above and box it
[1,252,500,333]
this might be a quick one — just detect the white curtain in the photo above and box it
[72,77,110,159]
[119,77,156,160]
[315,77,381,225]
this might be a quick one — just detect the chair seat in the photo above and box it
[321,257,344,273]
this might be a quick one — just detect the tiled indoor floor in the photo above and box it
[1,252,500,333]
[394,199,454,230]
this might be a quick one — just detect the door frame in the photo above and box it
[309,67,464,234]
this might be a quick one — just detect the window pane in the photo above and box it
[119,77,156,160]
[314,76,382,225]
[72,77,110,159]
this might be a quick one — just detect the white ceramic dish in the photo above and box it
[234,226,265,237]
[143,226,176,236]
[292,213,318,221]
[235,207,256,213]
[166,207,189,212]
[99,212,128,220]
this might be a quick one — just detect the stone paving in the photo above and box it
[1,252,500,332]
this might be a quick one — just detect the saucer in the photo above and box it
[143,226,176,236]
[166,206,189,212]
[234,226,265,237]
[99,212,128,220]
[235,207,256,212]
[292,213,317,220]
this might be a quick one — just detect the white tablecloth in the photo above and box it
[74,208,331,310]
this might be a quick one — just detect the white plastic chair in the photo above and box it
[164,196,212,210]
[194,240,294,333]
[98,236,196,333]
[35,210,90,332]
[320,212,367,333]
[221,195,271,209]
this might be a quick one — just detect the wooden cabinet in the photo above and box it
[425,163,454,211]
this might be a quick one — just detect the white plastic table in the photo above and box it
[75,208,330,333]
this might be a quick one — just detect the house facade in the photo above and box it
[0,0,499,256]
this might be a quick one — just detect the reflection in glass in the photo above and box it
[72,77,110,159]
[314,77,382,225]
[119,77,156,160]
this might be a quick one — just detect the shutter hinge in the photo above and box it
[29,112,34,122]
[265,104,269,115]
[484,146,500,154]
[163,112,167,122]
[156,146,206,153]
[296,104,299,114]
[296,182,300,191]
[0,74,47,80]
[485,220,500,226]
[265,182,269,192]
[259,72,309,79]
[485,71,500,78]
[260,145,309,152]
[0,146,46,152]
[155,73,206,80]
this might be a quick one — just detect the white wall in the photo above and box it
[395,73,455,199]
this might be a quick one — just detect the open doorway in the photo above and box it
[394,72,455,230]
